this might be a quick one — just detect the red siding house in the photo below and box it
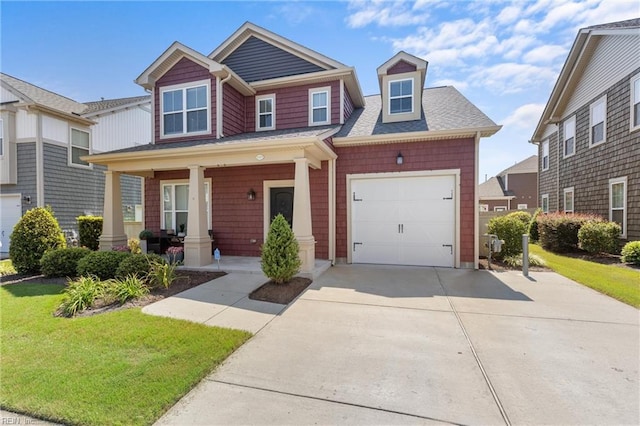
[87,22,500,270]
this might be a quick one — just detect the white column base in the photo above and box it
[99,234,128,251]
[184,236,212,267]
[297,235,315,274]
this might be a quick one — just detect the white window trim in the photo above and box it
[160,179,212,232]
[631,74,640,132]
[542,194,549,213]
[563,187,574,213]
[0,118,3,157]
[159,79,211,139]
[388,78,414,115]
[494,206,507,212]
[517,204,528,210]
[479,204,489,212]
[563,116,576,158]
[542,140,549,171]
[609,177,627,238]
[256,94,275,131]
[589,95,607,147]
[69,127,92,169]
[308,87,331,126]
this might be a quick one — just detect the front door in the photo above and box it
[270,187,294,227]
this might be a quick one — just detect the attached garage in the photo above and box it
[348,171,459,268]
[0,194,22,253]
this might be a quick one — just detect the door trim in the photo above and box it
[346,170,460,267]
[263,179,295,242]
[0,193,23,251]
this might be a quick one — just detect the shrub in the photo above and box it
[487,215,528,259]
[76,250,131,280]
[528,208,542,242]
[147,259,178,289]
[507,210,532,226]
[9,206,66,273]
[40,247,91,278]
[107,275,149,304]
[115,254,164,279]
[77,215,103,250]
[139,229,154,240]
[0,260,16,277]
[261,214,301,284]
[59,275,105,317]
[537,213,599,253]
[621,241,640,265]
[128,238,141,255]
[502,253,546,268]
[578,221,621,254]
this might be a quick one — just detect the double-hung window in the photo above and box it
[256,94,275,131]
[161,180,211,234]
[589,96,606,146]
[563,116,575,157]
[389,79,413,114]
[563,187,574,213]
[70,128,90,167]
[309,87,330,126]
[541,194,549,213]
[161,81,209,137]
[542,140,549,171]
[609,177,627,238]
[631,74,640,132]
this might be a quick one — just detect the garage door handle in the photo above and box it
[398,224,404,233]
[353,242,363,251]
[442,244,453,254]
[443,190,453,200]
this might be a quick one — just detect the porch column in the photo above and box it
[99,170,127,251]
[184,165,211,267]
[292,158,315,273]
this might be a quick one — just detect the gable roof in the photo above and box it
[479,176,511,199]
[334,86,500,143]
[531,18,640,142]
[377,51,428,92]
[209,22,346,70]
[498,155,538,176]
[83,95,150,116]
[0,72,87,115]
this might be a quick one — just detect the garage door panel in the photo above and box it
[351,175,456,268]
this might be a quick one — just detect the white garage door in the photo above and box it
[0,195,22,253]
[351,175,455,267]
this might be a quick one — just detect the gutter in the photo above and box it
[216,70,233,139]
[333,125,502,146]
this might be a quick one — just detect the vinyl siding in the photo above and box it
[0,142,37,215]
[221,36,326,83]
[121,174,142,222]
[387,60,417,75]
[92,106,151,152]
[15,109,36,139]
[222,83,246,136]
[42,115,69,143]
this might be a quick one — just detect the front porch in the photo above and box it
[177,255,332,280]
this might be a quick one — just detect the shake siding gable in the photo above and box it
[343,89,354,122]
[154,57,216,144]
[387,60,417,75]
[223,84,245,136]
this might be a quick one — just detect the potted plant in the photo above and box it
[178,224,186,237]
[166,245,184,264]
[138,229,154,254]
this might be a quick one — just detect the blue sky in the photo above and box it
[2,0,638,180]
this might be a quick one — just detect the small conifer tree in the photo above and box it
[261,214,301,284]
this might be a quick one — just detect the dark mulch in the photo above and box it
[249,277,313,305]
[478,257,550,272]
[560,251,639,269]
[1,270,225,317]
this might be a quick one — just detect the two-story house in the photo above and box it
[0,72,151,252]
[87,22,500,271]
[531,18,639,241]
[479,155,538,211]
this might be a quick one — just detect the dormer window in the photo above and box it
[256,94,275,131]
[309,87,331,126]
[160,80,210,138]
[389,79,413,114]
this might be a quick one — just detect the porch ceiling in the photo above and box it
[84,136,337,177]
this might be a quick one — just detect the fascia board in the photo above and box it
[82,99,151,118]
[24,103,96,126]
[333,126,502,146]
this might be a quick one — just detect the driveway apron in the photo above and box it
[156,265,639,425]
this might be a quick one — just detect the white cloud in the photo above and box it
[431,78,469,90]
[346,0,431,28]
[522,44,568,64]
[469,63,558,94]
[502,103,546,129]
[495,35,538,60]
[496,5,522,25]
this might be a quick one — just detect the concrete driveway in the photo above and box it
[156,266,639,425]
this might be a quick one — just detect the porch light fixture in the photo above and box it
[247,188,256,201]
[23,195,31,204]
[396,152,404,165]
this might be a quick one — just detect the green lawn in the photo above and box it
[530,244,640,308]
[0,284,251,425]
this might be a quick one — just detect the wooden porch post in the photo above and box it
[99,170,127,251]
[184,165,211,266]
[292,158,315,273]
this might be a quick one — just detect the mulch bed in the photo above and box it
[478,257,550,272]
[249,277,312,305]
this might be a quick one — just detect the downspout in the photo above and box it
[328,157,336,265]
[35,110,44,207]
[555,124,560,211]
[216,72,233,139]
[474,131,480,270]
[339,79,345,125]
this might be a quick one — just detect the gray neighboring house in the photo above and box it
[479,155,538,212]
[530,18,640,241]
[0,72,151,252]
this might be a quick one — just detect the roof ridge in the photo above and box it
[0,72,84,106]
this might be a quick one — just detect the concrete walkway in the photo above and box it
[153,265,639,425]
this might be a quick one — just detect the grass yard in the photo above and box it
[530,244,640,308]
[0,283,251,425]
